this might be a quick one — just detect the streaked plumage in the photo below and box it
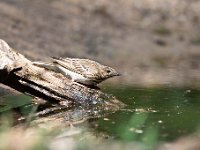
[33,57,120,86]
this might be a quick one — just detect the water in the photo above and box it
[0,86,200,144]
[95,86,200,142]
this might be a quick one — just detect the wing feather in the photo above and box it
[52,57,100,79]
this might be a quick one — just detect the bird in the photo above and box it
[33,57,120,86]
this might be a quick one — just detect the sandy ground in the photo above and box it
[0,0,200,87]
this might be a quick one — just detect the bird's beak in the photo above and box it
[115,72,122,76]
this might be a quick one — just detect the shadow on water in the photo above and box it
[94,86,200,143]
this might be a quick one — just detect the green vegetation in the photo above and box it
[190,37,200,45]
[153,56,170,67]
[153,26,171,36]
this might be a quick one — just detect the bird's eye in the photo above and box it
[106,70,111,73]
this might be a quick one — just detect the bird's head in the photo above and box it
[100,66,120,79]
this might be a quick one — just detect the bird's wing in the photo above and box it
[52,57,100,79]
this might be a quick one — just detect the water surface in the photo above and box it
[95,86,200,142]
[0,86,200,144]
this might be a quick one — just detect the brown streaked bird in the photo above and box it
[33,57,120,86]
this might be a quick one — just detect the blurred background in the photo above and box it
[0,0,200,87]
[1,1,200,150]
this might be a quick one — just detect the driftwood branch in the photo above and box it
[0,39,123,120]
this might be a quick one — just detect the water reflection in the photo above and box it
[1,86,200,143]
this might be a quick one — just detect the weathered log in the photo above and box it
[0,39,124,121]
